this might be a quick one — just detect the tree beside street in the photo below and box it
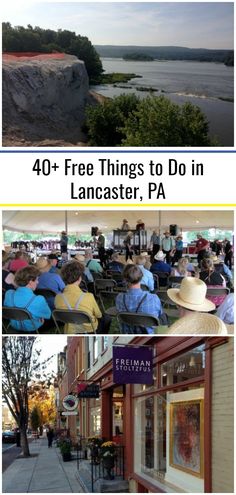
[30,406,41,434]
[29,385,56,428]
[2,336,54,457]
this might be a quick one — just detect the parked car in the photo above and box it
[2,430,16,443]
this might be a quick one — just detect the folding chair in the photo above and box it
[98,290,118,317]
[109,272,126,287]
[34,288,57,298]
[168,276,184,288]
[153,274,159,291]
[52,309,96,334]
[94,279,117,296]
[156,292,179,319]
[206,287,229,307]
[152,271,170,287]
[90,271,103,281]
[2,306,40,334]
[117,312,159,334]
[79,280,88,292]
[140,284,150,292]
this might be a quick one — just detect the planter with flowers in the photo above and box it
[87,436,103,464]
[59,438,72,462]
[100,441,117,480]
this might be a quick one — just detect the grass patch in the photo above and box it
[136,86,158,92]
[99,72,142,84]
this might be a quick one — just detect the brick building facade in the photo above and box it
[56,336,234,493]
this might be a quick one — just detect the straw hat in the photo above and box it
[154,251,166,261]
[74,254,85,263]
[137,219,143,223]
[164,231,170,235]
[167,313,227,335]
[167,277,215,312]
[36,257,51,272]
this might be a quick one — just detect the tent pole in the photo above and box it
[158,211,161,235]
[65,211,68,233]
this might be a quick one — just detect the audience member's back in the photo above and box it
[115,264,163,334]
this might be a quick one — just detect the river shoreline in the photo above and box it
[92,58,234,146]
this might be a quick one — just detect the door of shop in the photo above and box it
[112,386,124,445]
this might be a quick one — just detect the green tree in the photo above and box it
[69,36,103,82]
[2,337,35,456]
[30,406,41,432]
[2,337,54,457]
[86,93,140,145]
[86,94,212,146]
[122,96,212,146]
[2,23,103,81]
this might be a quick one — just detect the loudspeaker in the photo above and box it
[169,224,178,236]
[91,226,98,236]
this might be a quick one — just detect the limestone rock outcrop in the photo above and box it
[2,53,90,145]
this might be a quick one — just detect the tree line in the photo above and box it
[85,94,215,146]
[2,22,103,82]
[95,44,234,65]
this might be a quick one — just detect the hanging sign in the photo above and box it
[61,411,78,416]
[113,346,153,384]
[77,383,100,398]
[62,394,79,411]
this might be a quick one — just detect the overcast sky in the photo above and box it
[2,2,234,49]
[34,336,67,375]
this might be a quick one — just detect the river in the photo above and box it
[92,58,234,146]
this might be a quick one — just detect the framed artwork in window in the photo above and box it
[169,399,204,478]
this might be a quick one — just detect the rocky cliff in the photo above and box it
[2,53,92,146]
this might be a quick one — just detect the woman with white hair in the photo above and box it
[136,255,154,291]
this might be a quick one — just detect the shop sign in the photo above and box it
[62,394,79,411]
[61,411,78,416]
[77,383,100,398]
[113,346,153,384]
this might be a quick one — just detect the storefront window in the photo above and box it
[89,398,101,436]
[112,385,124,398]
[133,368,157,394]
[161,344,205,386]
[134,385,205,492]
[102,336,109,352]
[112,401,123,436]
[93,336,98,362]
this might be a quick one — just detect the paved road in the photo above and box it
[2,443,16,452]
[2,438,34,472]
[2,444,22,472]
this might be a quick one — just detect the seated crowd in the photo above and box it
[2,242,234,335]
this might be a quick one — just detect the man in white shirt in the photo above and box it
[161,231,175,264]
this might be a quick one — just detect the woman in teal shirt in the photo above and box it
[4,266,51,332]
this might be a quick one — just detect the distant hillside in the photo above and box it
[95,45,234,64]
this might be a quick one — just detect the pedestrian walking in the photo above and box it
[47,428,54,448]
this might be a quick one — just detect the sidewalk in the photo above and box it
[2,437,84,493]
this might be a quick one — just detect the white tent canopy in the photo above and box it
[2,210,233,235]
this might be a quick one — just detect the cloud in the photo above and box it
[2,2,234,48]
